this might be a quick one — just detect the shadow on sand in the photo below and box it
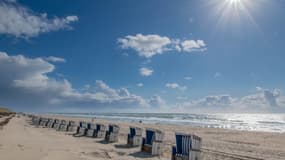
[114,144,137,149]
[129,151,155,158]
[97,139,113,144]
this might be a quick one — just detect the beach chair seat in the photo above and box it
[141,129,164,156]
[94,123,106,138]
[105,124,120,142]
[127,126,142,146]
[172,133,202,160]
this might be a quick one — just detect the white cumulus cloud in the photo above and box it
[0,51,148,112]
[44,56,66,63]
[165,83,187,91]
[177,87,285,113]
[181,40,206,52]
[118,34,171,58]
[0,1,78,38]
[139,67,154,77]
[118,34,207,58]
[137,83,144,87]
[184,76,192,80]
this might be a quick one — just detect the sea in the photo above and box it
[53,113,285,133]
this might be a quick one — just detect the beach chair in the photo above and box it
[127,126,142,146]
[31,116,41,126]
[172,133,202,160]
[59,120,68,131]
[47,119,55,128]
[76,121,88,136]
[94,123,106,138]
[105,124,120,142]
[67,121,77,132]
[39,118,46,126]
[86,123,97,137]
[53,119,61,130]
[141,128,164,156]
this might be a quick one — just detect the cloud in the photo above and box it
[0,1,78,38]
[214,72,222,78]
[184,76,192,80]
[180,40,206,52]
[44,56,66,63]
[137,83,144,87]
[1,51,284,113]
[165,83,187,91]
[139,67,153,77]
[118,34,206,58]
[118,34,171,58]
[177,87,285,113]
[148,95,166,108]
[0,51,147,112]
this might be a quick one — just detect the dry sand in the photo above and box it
[0,115,285,160]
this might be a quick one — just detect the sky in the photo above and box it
[0,0,285,113]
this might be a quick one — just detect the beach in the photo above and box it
[0,115,285,160]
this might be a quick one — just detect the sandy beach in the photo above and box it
[0,115,285,160]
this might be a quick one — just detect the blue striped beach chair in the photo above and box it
[59,120,69,131]
[76,121,88,136]
[94,123,106,138]
[67,121,77,132]
[127,126,142,146]
[86,123,97,137]
[172,133,202,160]
[52,119,61,129]
[141,128,164,156]
[47,119,55,128]
[105,124,120,142]
[39,118,49,127]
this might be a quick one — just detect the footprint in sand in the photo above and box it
[17,144,25,151]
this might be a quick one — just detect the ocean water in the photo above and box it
[56,113,285,133]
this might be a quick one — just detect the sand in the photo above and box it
[0,115,285,160]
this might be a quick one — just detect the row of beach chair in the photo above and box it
[29,115,202,159]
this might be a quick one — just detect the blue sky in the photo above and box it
[0,0,285,113]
